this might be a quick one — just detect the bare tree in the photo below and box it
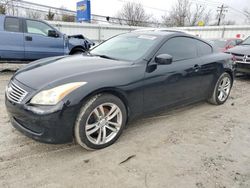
[0,0,21,16]
[162,0,212,27]
[244,9,250,23]
[26,9,42,19]
[162,0,191,27]
[188,4,211,26]
[116,2,150,26]
[62,14,75,22]
[59,6,75,22]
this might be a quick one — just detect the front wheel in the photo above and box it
[74,94,127,150]
[208,72,232,105]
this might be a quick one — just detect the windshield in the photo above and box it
[90,33,161,61]
[210,39,227,48]
[242,37,250,45]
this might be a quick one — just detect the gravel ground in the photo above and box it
[0,72,250,188]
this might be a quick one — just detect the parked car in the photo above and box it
[209,38,243,52]
[227,36,250,74]
[0,15,94,62]
[5,31,234,150]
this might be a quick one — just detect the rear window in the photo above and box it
[4,17,20,32]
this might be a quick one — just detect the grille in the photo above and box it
[232,53,250,63]
[6,81,28,103]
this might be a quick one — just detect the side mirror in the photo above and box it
[48,30,59,38]
[155,54,173,65]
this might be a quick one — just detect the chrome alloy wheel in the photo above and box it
[85,103,122,145]
[217,76,231,102]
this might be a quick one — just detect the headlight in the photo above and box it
[30,82,87,105]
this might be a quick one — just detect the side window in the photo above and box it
[4,17,20,32]
[26,20,53,36]
[228,40,236,46]
[236,39,242,45]
[157,37,197,61]
[196,40,213,56]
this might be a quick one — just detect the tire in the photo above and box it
[208,72,232,105]
[74,94,127,150]
[71,48,85,55]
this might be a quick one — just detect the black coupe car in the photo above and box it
[5,30,234,150]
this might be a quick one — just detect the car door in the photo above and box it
[24,19,65,60]
[0,17,24,60]
[143,36,206,113]
[195,39,218,97]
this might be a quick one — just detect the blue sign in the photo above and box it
[77,0,91,22]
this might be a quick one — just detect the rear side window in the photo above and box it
[196,40,212,56]
[4,17,20,32]
[157,37,197,61]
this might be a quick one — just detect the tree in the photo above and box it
[188,4,211,26]
[46,9,55,20]
[222,20,236,25]
[244,9,250,23]
[0,4,6,14]
[162,0,191,27]
[0,0,21,16]
[59,6,75,22]
[162,0,212,27]
[26,9,42,19]
[116,2,151,26]
[61,14,75,22]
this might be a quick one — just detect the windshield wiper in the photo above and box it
[241,43,250,45]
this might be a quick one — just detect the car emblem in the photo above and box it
[243,55,248,63]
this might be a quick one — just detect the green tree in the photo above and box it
[0,4,6,14]
[47,9,55,20]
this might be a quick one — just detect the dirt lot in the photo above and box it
[0,72,250,188]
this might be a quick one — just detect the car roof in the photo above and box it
[133,28,195,35]
[209,38,241,41]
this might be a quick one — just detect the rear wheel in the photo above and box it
[74,94,127,150]
[208,72,232,105]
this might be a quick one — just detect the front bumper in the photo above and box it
[236,63,250,74]
[5,96,78,144]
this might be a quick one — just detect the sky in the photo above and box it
[24,0,250,24]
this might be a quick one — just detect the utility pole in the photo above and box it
[217,4,228,26]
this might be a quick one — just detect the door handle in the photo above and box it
[25,36,32,41]
[193,64,200,72]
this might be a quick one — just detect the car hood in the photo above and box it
[14,55,132,90]
[227,45,250,55]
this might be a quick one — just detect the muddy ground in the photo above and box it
[0,72,250,188]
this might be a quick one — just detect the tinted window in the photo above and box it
[26,20,53,36]
[4,17,20,32]
[157,37,197,61]
[236,39,242,45]
[228,40,236,46]
[196,40,212,56]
